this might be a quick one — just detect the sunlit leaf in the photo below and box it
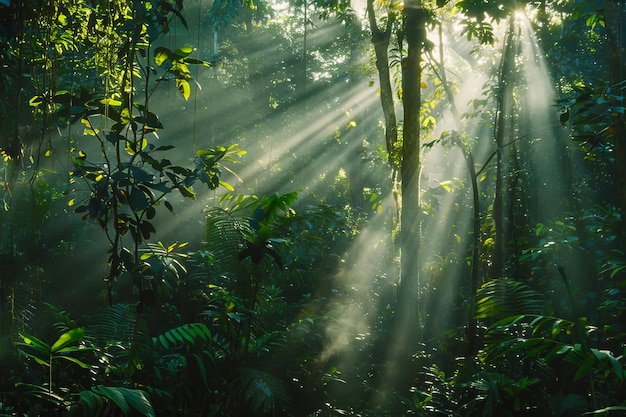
[125,139,148,155]
[55,355,92,369]
[18,333,50,352]
[29,95,43,107]
[177,79,191,100]
[174,45,193,58]
[51,328,84,352]
[120,107,131,124]
[100,98,123,106]
[154,47,171,66]
[584,406,626,415]
[219,180,234,192]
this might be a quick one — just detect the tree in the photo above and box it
[604,0,626,223]
[381,0,428,404]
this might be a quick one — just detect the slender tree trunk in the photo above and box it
[492,18,515,278]
[433,22,481,355]
[385,0,426,404]
[604,0,626,221]
[346,15,368,210]
[367,0,398,167]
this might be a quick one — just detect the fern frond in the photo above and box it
[152,322,212,349]
[86,304,137,345]
[475,279,545,319]
[235,367,291,414]
[205,207,247,277]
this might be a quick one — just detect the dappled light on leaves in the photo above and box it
[0,0,624,415]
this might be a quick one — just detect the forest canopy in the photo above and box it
[0,0,625,415]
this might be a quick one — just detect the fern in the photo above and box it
[152,322,212,349]
[475,279,545,319]
[205,207,247,278]
[86,303,137,345]
[236,367,291,414]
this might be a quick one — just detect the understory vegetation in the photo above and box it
[0,0,625,415]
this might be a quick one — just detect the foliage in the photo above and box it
[1,0,626,415]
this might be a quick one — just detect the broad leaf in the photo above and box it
[51,328,84,352]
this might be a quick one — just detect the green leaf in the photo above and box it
[17,349,50,367]
[584,406,626,415]
[129,188,150,211]
[154,46,171,66]
[18,333,50,353]
[173,327,195,345]
[55,345,94,354]
[165,330,177,345]
[118,388,155,417]
[174,45,194,58]
[176,79,191,100]
[535,223,544,236]
[157,334,170,349]
[54,355,92,369]
[29,95,43,107]
[591,348,624,381]
[92,386,130,414]
[192,353,210,389]
[177,185,196,199]
[573,354,595,381]
[51,328,84,352]
[219,180,235,192]
[78,390,105,415]
[100,98,123,106]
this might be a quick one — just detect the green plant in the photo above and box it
[14,327,97,412]
[69,385,155,417]
[16,328,93,396]
[471,273,626,416]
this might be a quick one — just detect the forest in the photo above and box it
[0,0,625,415]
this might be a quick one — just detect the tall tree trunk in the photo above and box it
[491,18,515,278]
[604,0,626,222]
[385,1,426,405]
[400,0,426,303]
[366,0,425,406]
